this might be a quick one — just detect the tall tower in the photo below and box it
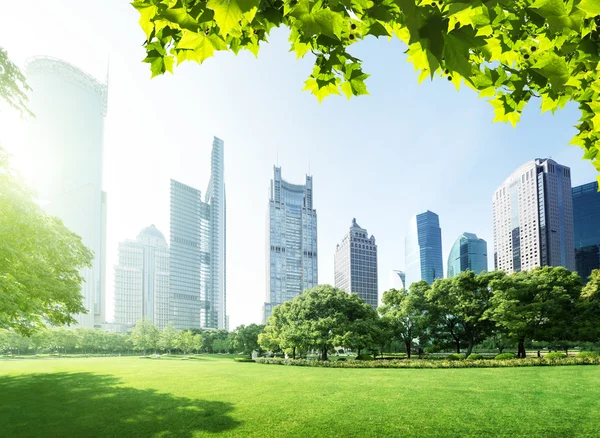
[493,158,575,273]
[25,57,108,328]
[114,225,170,329]
[263,166,318,322]
[447,232,488,277]
[334,218,378,309]
[572,181,600,282]
[405,211,443,287]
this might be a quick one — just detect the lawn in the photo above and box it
[1,356,599,437]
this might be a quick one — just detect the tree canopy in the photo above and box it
[133,0,600,179]
[0,47,31,117]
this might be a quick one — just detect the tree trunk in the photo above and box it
[466,339,474,358]
[405,340,411,359]
[455,338,461,354]
[292,346,296,360]
[517,338,526,358]
[564,346,569,356]
[322,346,328,361]
[498,346,504,354]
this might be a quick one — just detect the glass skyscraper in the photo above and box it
[405,211,443,286]
[114,225,170,329]
[25,57,108,328]
[447,232,488,277]
[263,167,318,323]
[334,218,378,309]
[169,137,226,330]
[572,181,600,282]
[493,159,575,273]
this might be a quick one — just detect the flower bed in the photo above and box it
[254,356,600,369]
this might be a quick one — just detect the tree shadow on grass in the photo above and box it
[0,372,241,437]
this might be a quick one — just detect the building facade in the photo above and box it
[169,137,227,330]
[389,270,406,290]
[334,218,378,309]
[263,167,318,322]
[447,232,488,277]
[493,159,576,273]
[405,211,443,286]
[114,225,170,328]
[572,181,600,282]
[25,57,108,328]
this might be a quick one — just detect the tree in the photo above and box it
[130,319,160,354]
[488,267,583,358]
[0,148,94,336]
[192,333,205,353]
[159,322,178,353]
[260,300,307,359]
[577,269,600,343]
[380,284,430,359]
[174,330,195,355]
[133,1,600,176]
[233,324,265,356]
[0,47,31,116]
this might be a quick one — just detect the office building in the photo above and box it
[572,181,600,281]
[25,57,108,328]
[114,225,170,328]
[447,232,488,277]
[334,218,378,309]
[493,158,575,273]
[263,167,318,322]
[405,211,443,286]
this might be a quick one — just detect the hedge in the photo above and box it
[254,356,600,369]
[233,357,255,363]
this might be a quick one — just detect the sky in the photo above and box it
[0,1,597,329]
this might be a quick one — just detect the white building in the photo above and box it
[114,225,170,329]
[25,57,108,328]
[493,158,576,273]
[334,218,378,309]
[263,167,318,322]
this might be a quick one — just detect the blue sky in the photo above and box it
[0,0,597,328]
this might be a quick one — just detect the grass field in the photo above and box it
[1,356,599,437]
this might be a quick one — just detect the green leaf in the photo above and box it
[161,7,200,32]
[133,3,158,39]
[443,33,472,79]
[176,30,227,64]
[532,52,569,88]
[530,0,568,19]
[303,78,340,102]
[577,0,600,16]
[289,2,344,40]
[207,0,259,36]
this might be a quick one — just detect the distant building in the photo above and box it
[405,211,443,286]
[389,270,407,290]
[169,137,227,330]
[493,159,575,273]
[25,56,108,328]
[572,181,600,282]
[114,225,170,329]
[263,166,318,323]
[447,233,488,277]
[334,218,379,309]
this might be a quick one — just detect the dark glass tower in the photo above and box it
[572,181,600,282]
[447,232,488,277]
[405,211,443,286]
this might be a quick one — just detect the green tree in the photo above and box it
[577,270,600,343]
[175,330,195,355]
[0,148,94,336]
[192,333,205,354]
[133,1,600,176]
[380,284,430,359]
[0,47,31,116]
[159,322,178,353]
[130,319,160,354]
[233,324,265,356]
[488,267,582,358]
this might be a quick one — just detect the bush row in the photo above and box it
[233,357,255,362]
[254,356,600,369]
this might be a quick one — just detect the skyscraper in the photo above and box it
[572,181,600,282]
[334,218,379,309]
[114,225,170,329]
[405,211,443,286]
[389,270,406,290]
[493,158,575,273]
[447,232,488,277]
[263,167,318,323]
[169,137,226,330]
[25,57,108,328]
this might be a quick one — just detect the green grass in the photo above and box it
[1,356,599,437]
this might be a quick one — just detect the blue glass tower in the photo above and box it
[572,181,600,282]
[405,211,443,286]
[447,232,488,277]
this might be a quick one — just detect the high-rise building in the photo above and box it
[389,270,406,290]
[447,232,488,277]
[169,137,226,330]
[25,57,108,328]
[114,225,170,329]
[572,181,600,282]
[405,211,443,286]
[334,218,378,309]
[493,158,575,273]
[263,167,318,323]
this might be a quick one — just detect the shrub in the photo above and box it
[234,357,255,363]
[577,351,599,358]
[446,354,466,361]
[467,354,484,361]
[495,353,517,360]
[355,354,373,361]
[337,357,347,361]
[544,352,566,360]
